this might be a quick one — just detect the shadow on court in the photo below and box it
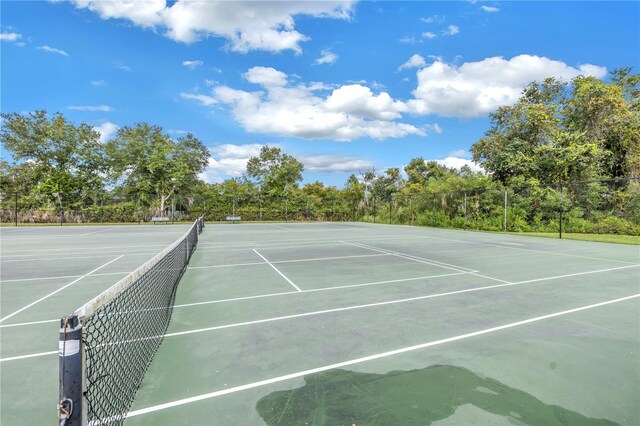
[256,365,618,426]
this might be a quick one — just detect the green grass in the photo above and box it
[511,231,640,245]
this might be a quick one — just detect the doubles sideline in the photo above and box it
[124,293,640,419]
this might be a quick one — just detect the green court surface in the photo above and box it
[1,222,639,425]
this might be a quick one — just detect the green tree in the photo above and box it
[404,157,430,190]
[106,123,209,213]
[246,146,304,195]
[0,110,106,204]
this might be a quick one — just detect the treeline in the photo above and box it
[1,69,638,234]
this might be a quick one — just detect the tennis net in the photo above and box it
[58,217,205,425]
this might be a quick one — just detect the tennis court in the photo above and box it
[1,222,639,425]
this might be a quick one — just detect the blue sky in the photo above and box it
[2,1,639,187]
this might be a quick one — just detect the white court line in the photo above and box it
[187,253,390,270]
[80,228,117,236]
[252,249,302,292]
[0,256,124,323]
[173,272,466,309]
[0,318,59,328]
[343,241,476,273]
[125,294,640,419]
[1,254,134,263]
[418,232,639,265]
[188,261,267,270]
[195,234,423,250]
[1,272,466,329]
[1,271,131,284]
[3,243,174,255]
[271,224,292,231]
[0,350,58,362]
[344,241,510,285]
[161,264,639,338]
[1,264,637,356]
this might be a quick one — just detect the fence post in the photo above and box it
[14,192,18,227]
[285,196,288,222]
[100,197,104,225]
[559,184,563,239]
[331,198,335,222]
[373,197,376,223]
[259,195,263,222]
[432,194,436,226]
[463,191,467,229]
[409,195,413,226]
[503,188,508,234]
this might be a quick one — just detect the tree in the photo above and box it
[106,123,209,213]
[372,168,404,200]
[245,146,304,195]
[472,71,640,184]
[404,157,430,187]
[343,174,365,204]
[0,110,106,205]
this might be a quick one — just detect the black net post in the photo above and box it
[58,315,83,426]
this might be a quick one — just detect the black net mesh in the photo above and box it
[79,217,204,425]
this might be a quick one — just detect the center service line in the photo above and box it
[252,249,302,292]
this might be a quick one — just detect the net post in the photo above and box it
[58,315,83,426]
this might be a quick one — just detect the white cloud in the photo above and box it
[243,66,288,87]
[183,66,426,141]
[481,5,500,12]
[168,129,189,136]
[425,123,443,134]
[422,32,437,39]
[94,121,118,143]
[447,149,470,158]
[211,143,264,159]
[72,1,355,53]
[442,25,459,36]
[315,49,339,65]
[398,54,426,71]
[399,36,418,44]
[428,157,484,173]
[113,61,132,72]
[421,15,444,23]
[37,45,68,56]
[200,143,265,182]
[91,80,107,86]
[0,32,22,42]
[67,105,113,112]
[409,55,608,117]
[180,92,217,106]
[302,155,375,173]
[183,60,203,69]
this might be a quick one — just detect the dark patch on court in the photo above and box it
[256,365,618,426]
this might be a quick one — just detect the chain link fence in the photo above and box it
[359,177,639,237]
[2,177,638,238]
